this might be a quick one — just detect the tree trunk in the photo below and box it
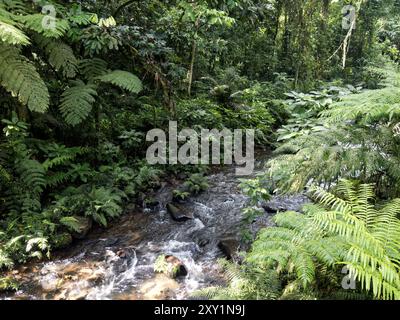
[16,104,29,122]
[187,38,197,97]
[187,18,200,97]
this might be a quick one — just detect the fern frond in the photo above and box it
[0,17,30,45]
[17,159,46,194]
[79,58,107,80]
[192,286,227,300]
[247,180,400,299]
[59,80,97,126]
[0,45,49,112]
[97,70,143,93]
[45,171,72,188]
[0,249,14,269]
[0,163,11,184]
[0,0,28,15]
[35,36,78,78]
[16,14,70,39]
[59,216,81,233]
[43,154,77,170]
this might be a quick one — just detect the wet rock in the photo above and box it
[165,255,188,278]
[86,270,105,286]
[71,216,93,239]
[77,267,105,285]
[193,232,211,247]
[197,237,210,247]
[172,196,188,205]
[62,264,84,276]
[54,285,90,300]
[143,198,160,211]
[129,231,143,243]
[218,238,240,260]
[101,237,121,247]
[261,194,310,214]
[261,202,280,213]
[166,203,193,222]
[40,274,60,292]
[37,261,107,300]
[67,289,88,300]
[154,254,187,279]
[140,274,179,300]
[117,249,127,258]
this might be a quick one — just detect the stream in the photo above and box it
[2,151,309,300]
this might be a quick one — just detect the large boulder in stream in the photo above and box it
[71,216,92,239]
[166,203,193,222]
[154,254,188,279]
[140,274,180,300]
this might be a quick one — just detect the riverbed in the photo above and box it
[1,152,308,300]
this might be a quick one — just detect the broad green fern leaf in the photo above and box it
[0,45,49,112]
[97,70,143,93]
[79,58,107,81]
[36,36,78,78]
[16,14,70,39]
[59,217,81,233]
[0,0,27,15]
[0,18,30,45]
[59,80,97,126]
[17,159,46,194]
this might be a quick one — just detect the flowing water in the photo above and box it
[2,152,309,300]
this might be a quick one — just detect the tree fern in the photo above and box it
[247,180,400,300]
[59,80,97,126]
[97,70,143,94]
[321,65,400,124]
[322,86,400,124]
[266,122,400,196]
[266,63,400,197]
[310,182,400,299]
[0,45,49,112]
[247,211,326,289]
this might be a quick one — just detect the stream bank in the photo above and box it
[1,151,309,300]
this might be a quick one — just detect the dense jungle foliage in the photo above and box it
[1,0,400,300]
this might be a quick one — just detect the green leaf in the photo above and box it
[0,19,30,45]
[97,70,143,94]
[59,80,98,126]
[0,45,49,112]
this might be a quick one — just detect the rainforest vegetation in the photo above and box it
[1,0,400,300]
